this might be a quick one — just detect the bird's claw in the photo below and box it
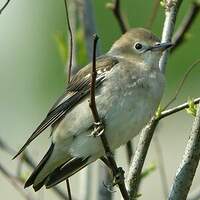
[112,167,125,186]
[90,121,105,137]
[103,181,116,193]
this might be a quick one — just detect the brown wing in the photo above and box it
[13,55,118,159]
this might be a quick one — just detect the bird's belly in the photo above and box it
[69,83,162,158]
[56,70,164,158]
[104,88,157,150]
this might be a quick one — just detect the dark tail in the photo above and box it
[24,143,54,191]
[45,156,90,188]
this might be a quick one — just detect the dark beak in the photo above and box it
[149,42,173,52]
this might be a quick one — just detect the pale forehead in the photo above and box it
[124,28,160,44]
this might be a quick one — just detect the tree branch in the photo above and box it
[0,0,11,14]
[127,1,183,198]
[126,118,159,199]
[159,0,183,73]
[89,34,129,200]
[168,103,200,200]
[106,0,128,33]
[125,96,200,198]
[172,1,200,52]
[159,97,200,120]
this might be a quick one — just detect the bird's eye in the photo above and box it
[134,42,143,50]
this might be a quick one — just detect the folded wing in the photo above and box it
[13,55,118,159]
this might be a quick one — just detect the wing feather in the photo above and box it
[13,56,118,159]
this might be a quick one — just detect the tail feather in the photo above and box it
[24,142,92,191]
[45,156,90,188]
[24,143,54,189]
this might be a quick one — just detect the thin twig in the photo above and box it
[106,0,128,33]
[89,34,129,200]
[63,1,74,197]
[146,0,161,29]
[163,59,200,110]
[168,103,200,200]
[0,0,11,14]
[159,0,183,73]
[66,179,72,200]
[64,0,73,83]
[89,34,101,123]
[107,0,134,164]
[159,97,200,120]
[172,1,200,52]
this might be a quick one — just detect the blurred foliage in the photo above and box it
[76,28,88,65]
[140,163,156,180]
[54,32,68,65]
[54,28,87,67]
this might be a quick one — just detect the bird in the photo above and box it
[13,27,172,191]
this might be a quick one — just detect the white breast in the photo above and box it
[53,63,165,159]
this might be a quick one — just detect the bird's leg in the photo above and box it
[112,167,125,186]
[100,157,125,187]
[91,121,126,187]
[100,156,112,169]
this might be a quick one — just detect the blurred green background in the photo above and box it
[0,0,200,199]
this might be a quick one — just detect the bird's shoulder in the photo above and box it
[49,55,119,111]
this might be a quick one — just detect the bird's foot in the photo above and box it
[112,167,125,186]
[103,181,117,193]
[90,121,105,137]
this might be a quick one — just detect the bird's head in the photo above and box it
[109,28,172,67]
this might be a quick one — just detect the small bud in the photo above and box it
[185,98,197,117]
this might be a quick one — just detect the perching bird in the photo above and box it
[14,28,172,191]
